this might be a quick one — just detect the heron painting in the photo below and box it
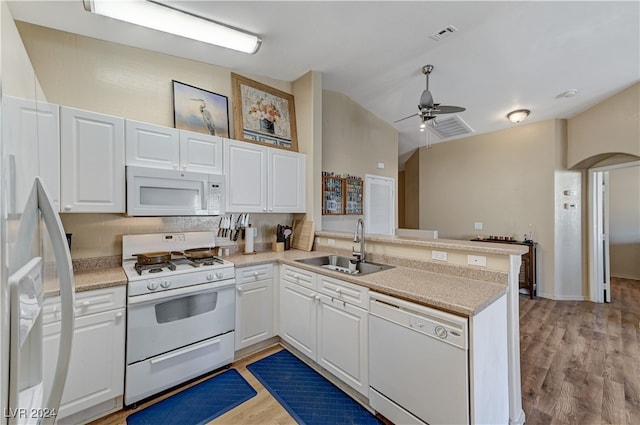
[172,80,229,137]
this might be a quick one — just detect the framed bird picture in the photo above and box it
[172,80,230,138]
[231,73,298,151]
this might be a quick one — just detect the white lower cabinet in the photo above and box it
[280,265,369,396]
[235,264,275,350]
[43,286,126,424]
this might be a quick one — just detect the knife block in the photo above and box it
[272,236,284,252]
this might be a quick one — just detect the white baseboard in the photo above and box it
[611,273,640,281]
[535,291,587,301]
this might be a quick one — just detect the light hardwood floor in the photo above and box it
[92,277,640,425]
[519,277,640,425]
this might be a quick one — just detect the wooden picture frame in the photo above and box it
[231,73,298,151]
[172,80,230,137]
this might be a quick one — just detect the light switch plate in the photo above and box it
[474,222,483,230]
[432,251,448,261]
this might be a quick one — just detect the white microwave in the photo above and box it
[126,166,225,216]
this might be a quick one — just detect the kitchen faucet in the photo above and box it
[352,218,366,263]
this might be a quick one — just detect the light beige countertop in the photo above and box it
[228,249,507,317]
[52,247,508,316]
[44,267,127,298]
[315,231,529,255]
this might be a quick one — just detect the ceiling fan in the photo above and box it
[395,65,466,127]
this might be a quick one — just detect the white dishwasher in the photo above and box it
[369,292,469,425]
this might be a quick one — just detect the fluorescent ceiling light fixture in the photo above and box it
[83,0,262,54]
[507,109,530,123]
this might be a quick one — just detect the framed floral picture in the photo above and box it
[231,73,298,151]
[172,80,230,137]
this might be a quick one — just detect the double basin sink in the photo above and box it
[295,255,394,276]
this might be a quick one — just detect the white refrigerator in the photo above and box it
[1,94,76,425]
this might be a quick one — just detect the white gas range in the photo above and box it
[122,231,236,406]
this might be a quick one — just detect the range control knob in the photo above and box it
[215,272,224,279]
[147,281,159,291]
[160,280,171,288]
[206,273,214,281]
[435,326,448,339]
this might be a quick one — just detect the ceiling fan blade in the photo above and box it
[394,113,418,123]
[430,105,466,114]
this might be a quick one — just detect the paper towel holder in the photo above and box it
[243,223,256,255]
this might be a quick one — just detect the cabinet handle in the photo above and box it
[237,287,243,294]
[334,287,342,294]
[294,274,299,279]
[269,208,273,212]
[172,164,178,169]
[315,295,321,302]
[82,301,90,307]
[64,205,71,211]
[263,208,267,211]
[115,312,123,319]
[253,272,259,277]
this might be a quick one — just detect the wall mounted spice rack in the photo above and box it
[322,172,363,215]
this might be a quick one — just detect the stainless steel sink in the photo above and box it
[295,255,394,276]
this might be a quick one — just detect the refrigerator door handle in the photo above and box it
[36,177,76,423]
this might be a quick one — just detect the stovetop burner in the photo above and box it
[132,256,227,275]
[134,262,177,276]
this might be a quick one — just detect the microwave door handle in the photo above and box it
[202,181,210,211]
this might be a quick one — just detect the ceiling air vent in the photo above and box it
[427,115,474,139]
[429,25,458,42]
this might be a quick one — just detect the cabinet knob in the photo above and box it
[82,301,90,307]
[315,295,321,302]
[64,205,72,211]
[115,312,123,319]
[172,164,178,169]
[253,272,259,277]
[269,208,273,212]
[335,287,342,294]
[263,208,267,211]
[237,287,243,294]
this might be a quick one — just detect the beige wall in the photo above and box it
[403,149,420,229]
[15,21,313,259]
[567,82,640,169]
[321,90,398,232]
[609,165,640,280]
[415,119,583,299]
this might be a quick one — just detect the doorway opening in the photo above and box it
[588,160,640,303]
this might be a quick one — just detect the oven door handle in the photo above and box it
[149,337,222,365]
[128,280,235,306]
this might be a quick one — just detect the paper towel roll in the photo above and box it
[244,225,254,253]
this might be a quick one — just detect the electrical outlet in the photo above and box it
[328,239,335,246]
[432,251,448,261]
[467,255,487,267]
[474,222,483,230]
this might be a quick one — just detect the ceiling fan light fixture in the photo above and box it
[82,0,262,54]
[507,109,530,123]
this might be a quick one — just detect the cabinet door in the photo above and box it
[280,280,317,360]
[2,96,60,212]
[317,295,369,396]
[235,279,274,350]
[60,107,125,213]
[125,119,179,169]
[268,149,306,213]
[179,130,224,174]
[43,308,125,420]
[224,139,267,212]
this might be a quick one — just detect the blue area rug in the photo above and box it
[126,369,256,425]
[247,349,381,425]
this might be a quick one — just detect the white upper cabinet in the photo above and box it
[225,139,306,213]
[268,149,306,213]
[125,120,223,174]
[60,106,125,213]
[125,119,180,169]
[179,130,224,174]
[225,139,268,212]
[2,96,60,212]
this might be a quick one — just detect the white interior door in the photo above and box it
[589,170,610,303]
[365,175,395,235]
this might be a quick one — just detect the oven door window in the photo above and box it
[155,291,217,324]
